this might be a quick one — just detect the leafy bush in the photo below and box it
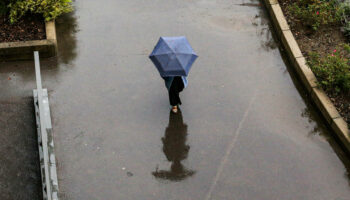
[343,21,350,39]
[0,2,7,15]
[288,0,341,30]
[9,0,73,23]
[337,3,350,39]
[0,0,14,15]
[308,45,350,93]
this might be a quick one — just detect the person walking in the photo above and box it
[149,36,197,113]
[163,76,188,113]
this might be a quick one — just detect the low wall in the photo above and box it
[0,21,57,61]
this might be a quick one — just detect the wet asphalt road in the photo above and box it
[0,98,42,200]
[1,0,350,199]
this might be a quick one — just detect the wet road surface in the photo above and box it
[1,0,350,199]
[0,96,42,200]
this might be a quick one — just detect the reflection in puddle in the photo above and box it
[300,106,350,185]
[253,4,278,51]
[56,12,78,65]
[152,109,195,181]
[237,2,261,7]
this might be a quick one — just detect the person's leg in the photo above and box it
[176,78,184,106]
[169,77,185,113]
[176,92,182,105]
[170,93,178,113]
[169,86,180,113]
[169,89,178,107]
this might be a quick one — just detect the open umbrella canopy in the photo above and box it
[149,36,198,77]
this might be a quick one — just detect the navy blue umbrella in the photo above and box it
[149,36,198,77]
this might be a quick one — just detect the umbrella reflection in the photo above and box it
[152,109,195,181]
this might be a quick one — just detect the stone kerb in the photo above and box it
[0,21,57,61]
[262,0,350,153]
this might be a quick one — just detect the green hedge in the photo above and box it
[1,0,73,23]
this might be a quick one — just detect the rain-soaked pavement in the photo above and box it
[0,98,42,200]
[1,0,350,199]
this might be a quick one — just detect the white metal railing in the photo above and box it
[33,51,59,200]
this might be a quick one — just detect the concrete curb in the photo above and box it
[262,0,350,152]
[0,21,57,61]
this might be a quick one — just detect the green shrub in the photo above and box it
[0,2,7,15]
[337,3,350,39]
[308,45,350,93]
[9,0,73,23]
[0,0,14,15]
[288,0,341,30]
[343,21,350,39]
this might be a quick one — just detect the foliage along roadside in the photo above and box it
[0,0,73,23]
[308,44,350,94]
[287,0,350,95]
[288,0,350,39]
[0,0,12,15]
[288,0,341,31]
[338,2,350,40]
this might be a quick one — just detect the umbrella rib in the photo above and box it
[176,52,198,56]
[165,58,171,73]
[161,37,175,53]
[174,54,195,72]
[152,53,175,56]
[152,52,195,56]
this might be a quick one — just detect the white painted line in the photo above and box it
[205,91,257,200]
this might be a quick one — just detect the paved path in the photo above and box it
[0,97,42,200]
[1,0,350,199]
